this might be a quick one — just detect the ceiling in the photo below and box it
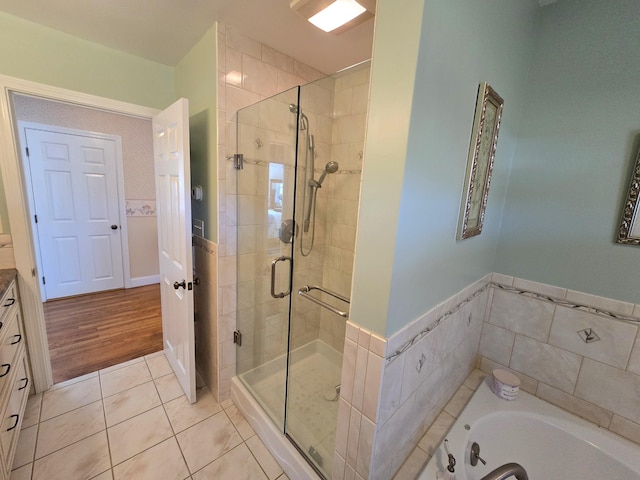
[0,0,375,74]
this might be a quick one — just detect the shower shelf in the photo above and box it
[298,285,350,318]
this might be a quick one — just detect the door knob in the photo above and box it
[173,280,186,290]
[111,224,118,230]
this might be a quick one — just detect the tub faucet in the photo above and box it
[479,462,528,480]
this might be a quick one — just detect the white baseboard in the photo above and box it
[130,274,160,288]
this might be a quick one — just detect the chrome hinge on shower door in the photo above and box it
[233,153,244,170]
[233,330,242,346]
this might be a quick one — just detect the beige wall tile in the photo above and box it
[549,306,637,369]
[627,331,640,376]
[488,289,554,341]
[565,290,635,316]
[536,382,612,427]
[509,335,581,393]
[479,322,515,365]
[574,358,640,424]
[609,415,640,445]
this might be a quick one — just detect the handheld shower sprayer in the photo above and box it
[314,161,339,188]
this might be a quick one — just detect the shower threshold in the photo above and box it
[233,339,343,480]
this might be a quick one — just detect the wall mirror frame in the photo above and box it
[617,145,640,245]
[457,82,504,240]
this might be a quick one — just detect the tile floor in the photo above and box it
[11,351,290,480]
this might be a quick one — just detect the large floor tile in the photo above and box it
[113,437,189,480]
[32,431,111,480]
[22,393,42,429]
[224,403,255,440]
[36,400,105,459]
[108,406,173,465]
[177,411,243,473]
[245,435,282,480]
[103,381,161,427]
[192,444,267,480]
[41,376,102,421]
[12,424,37,469]
[146,354,173,379]
[10,463,32,480]
[163,387,222,433]
[100,361,152,398]
[154,373,185,404]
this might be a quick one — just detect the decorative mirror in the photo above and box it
[457,82,504,240]
[617,145,640,245]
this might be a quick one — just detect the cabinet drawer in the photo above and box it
[0,356,28,474]
[0,310,23,398]
[0,283,17,337]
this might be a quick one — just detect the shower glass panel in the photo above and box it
[236,61,370,479]
[235,87,300,431]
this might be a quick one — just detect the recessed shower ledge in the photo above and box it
[231,376,321,480]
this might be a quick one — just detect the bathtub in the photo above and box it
[419,378,640,480]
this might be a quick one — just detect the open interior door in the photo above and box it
[153,98,196,403]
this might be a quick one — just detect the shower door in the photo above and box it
[235,87,300,431]
[235,76,353,479]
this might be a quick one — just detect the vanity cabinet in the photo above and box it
[0,276,29,479]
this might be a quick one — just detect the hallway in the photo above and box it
[43,285,163,383]
[12,352,288,479]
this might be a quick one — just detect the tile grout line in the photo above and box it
[100,367,115,479]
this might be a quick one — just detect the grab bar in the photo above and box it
[298,285,350,318]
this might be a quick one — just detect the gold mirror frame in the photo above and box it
[457,82,504,240]
[617,146,640,245]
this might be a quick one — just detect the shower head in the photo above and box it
[316,161,339,187]
[289,103,308,130]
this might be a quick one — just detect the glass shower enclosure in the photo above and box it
[235,63,369,479]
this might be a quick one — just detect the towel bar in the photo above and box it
[298,285,350,318]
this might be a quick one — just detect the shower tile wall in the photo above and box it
[318,66,370,354]
[215,23,325,400]
[478,274,640,446]
[193,236,218,393]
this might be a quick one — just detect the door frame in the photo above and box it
[18,122,131,301]
[0,74,159,392]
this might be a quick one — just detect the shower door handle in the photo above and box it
[270,256,292,299]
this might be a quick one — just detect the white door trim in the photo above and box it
[18,122,132,301]
[0,73,159,392]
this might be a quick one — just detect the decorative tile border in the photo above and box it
[125,199,156,216]
[387,280,640,364]
[386,283,490,363]
[493,282,640,325]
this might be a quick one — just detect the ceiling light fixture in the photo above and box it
[290,0,375,34]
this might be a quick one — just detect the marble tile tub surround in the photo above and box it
[332,275,490,480]
[12,351,290,480]
[479,273,640,447]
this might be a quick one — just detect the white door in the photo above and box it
[153,98,196,403]
[24,127,124,299]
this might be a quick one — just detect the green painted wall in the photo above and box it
[349,0,425,336]
[496,0,640,303]
[352,0,539,336]
[0,12,174,108]
[174,24,218,243]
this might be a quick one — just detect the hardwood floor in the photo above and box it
[43,284,163,384]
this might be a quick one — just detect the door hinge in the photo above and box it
[233,330,242,346]
[42,276,46,285]
[233,153,244,170]
[34,214,38,224]
[31,268,36,277]
[25,147,30,157]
